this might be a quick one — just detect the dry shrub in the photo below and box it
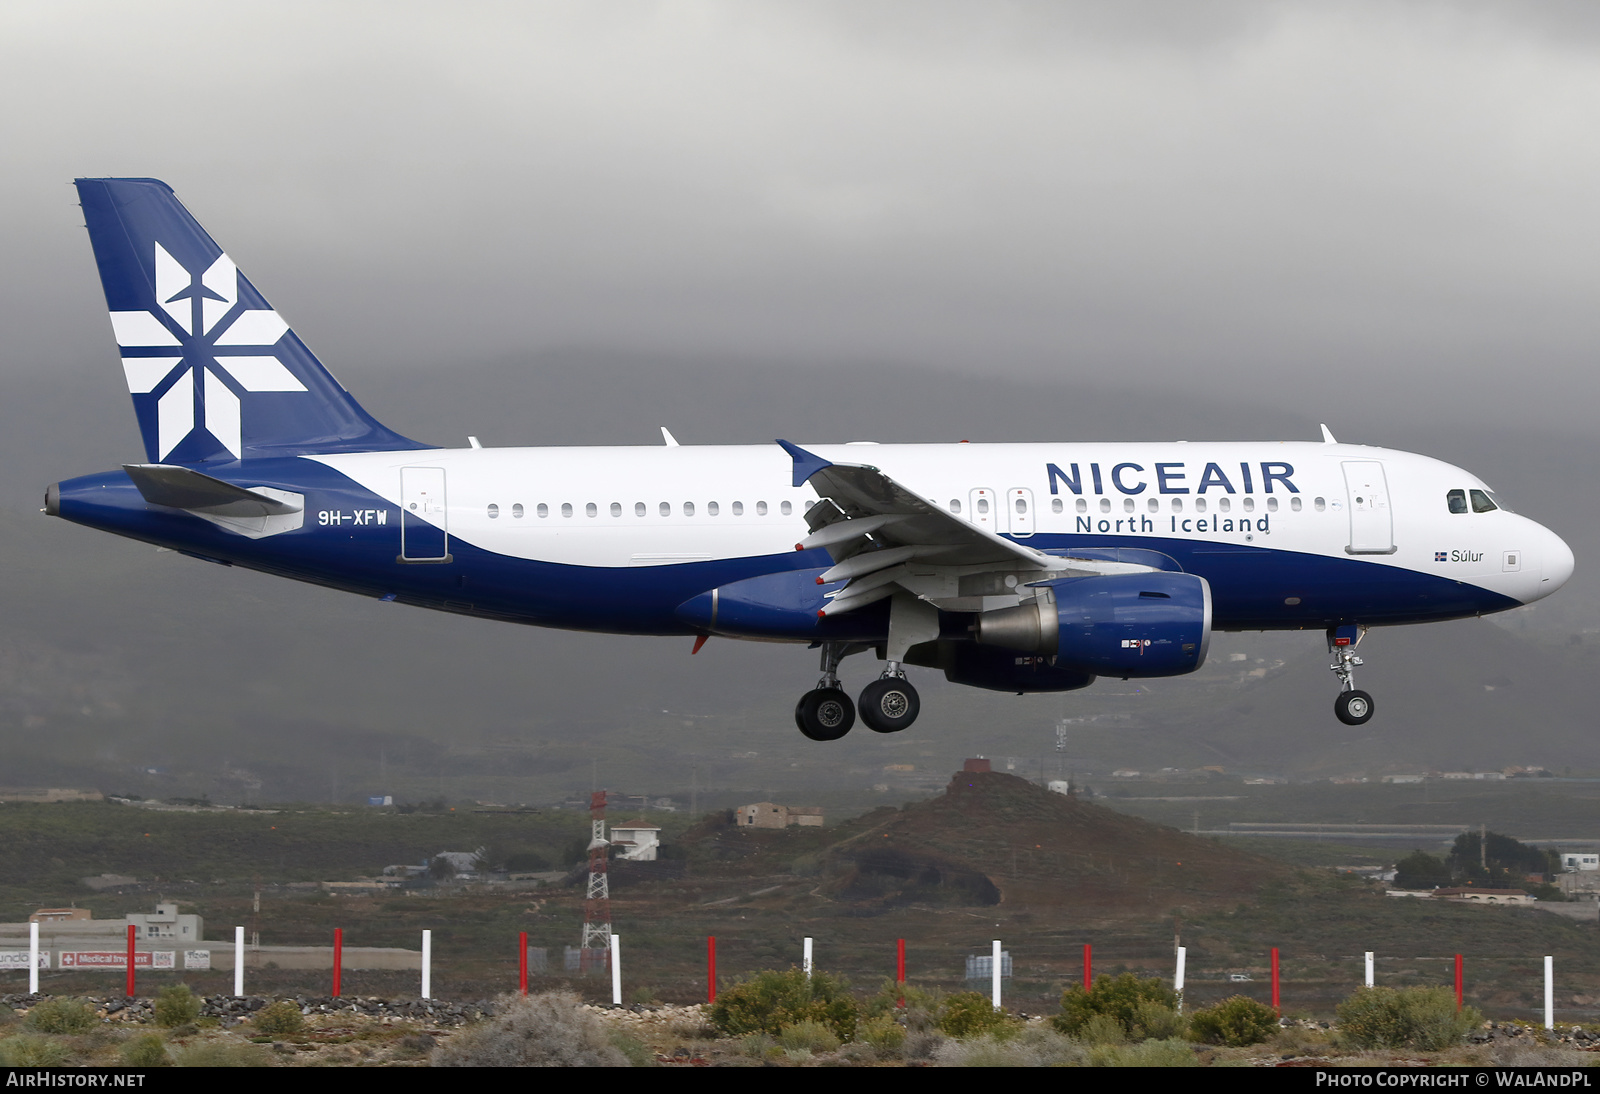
[0,1035,75,1067]
[174,1041,272,1067]
[431,992,627,1067]
[936,1027,1087,1067]
[23,998,97,1035]
[1187,995,1279,1047]
[251,1001,305,1037]
[120,1033,172,1067]
[1087,1037,1200,1067]
[1336,987,1481,1052]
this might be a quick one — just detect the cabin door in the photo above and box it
[1342,461,1395,555]
[399,466,451,563]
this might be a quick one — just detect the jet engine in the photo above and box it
[973,571,1211,678]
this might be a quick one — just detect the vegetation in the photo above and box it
[776,1019,840,1055]
[1335,986,1483,1051]
[251,1001,305,1036]
[120,1033,172,1067]
[431,992,628,1067]
[1186,995,1279,1047]
[154,984,201,1028]
[23,997,97,1035]
[708,968,858,1042]
[937,991,1023,1040]
[1053,973,1184,1042]
[1394,850,1452,890]
[0,1034,75,1067]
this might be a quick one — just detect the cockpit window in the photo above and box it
[1447,489,1468,515]
[1470,489,1498,514]
[1484,489,1513,514]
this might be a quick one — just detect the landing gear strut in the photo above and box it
[795,642,857,741]
[1328,625,1375,726]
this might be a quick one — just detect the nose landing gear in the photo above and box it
[1329,624,1375,726]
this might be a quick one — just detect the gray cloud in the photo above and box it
[3,1,1598,437]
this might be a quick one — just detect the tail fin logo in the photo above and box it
[110,242,307,460]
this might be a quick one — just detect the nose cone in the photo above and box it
[1538,525,1576,601]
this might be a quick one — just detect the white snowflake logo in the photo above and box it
[109,242,306,459]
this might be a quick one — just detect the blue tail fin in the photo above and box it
[75,178,424,463]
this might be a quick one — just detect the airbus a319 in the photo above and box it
[46,179,1575,741]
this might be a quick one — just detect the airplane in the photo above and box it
[46,178,1576,742]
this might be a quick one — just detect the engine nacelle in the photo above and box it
[933,644,1096,694]
[973,571,1211,678]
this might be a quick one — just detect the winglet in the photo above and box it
[776,439,832,487]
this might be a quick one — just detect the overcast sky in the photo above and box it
[4,0,1600,438]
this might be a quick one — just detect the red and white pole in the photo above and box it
[125,924,136,998]
[519,931,528,995]
[1455,954,1463,1010]
[332,928,343,998]
[1271,948,1280,1014]
[1083,943,1092,992]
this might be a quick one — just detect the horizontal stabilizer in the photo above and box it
[123,464,302,517]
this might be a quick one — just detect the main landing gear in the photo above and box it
[794,643,921,741]
[1328,624,1375,726]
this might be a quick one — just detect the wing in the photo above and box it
[777,440,1068,616]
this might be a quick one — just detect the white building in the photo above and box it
[1561,853,1599,872]
[608,821,661,861]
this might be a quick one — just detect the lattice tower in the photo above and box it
[579,790,611,970]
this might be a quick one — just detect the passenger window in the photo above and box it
[1172,498,1183,513]
[1470,489,1497,514]
[1076,498,1088,514]
[951,499,963,514]
[487,503,499,519]
[1267,497,1278,513]
[635,502,646,517]
[537,503,548,518]
[1447,489,1468,515]
[610,502,622,517]
[586,502,597,517]
[1194,498,1206,514]
[1050,498,1062,514]
[1017,498,1029,514]
[659,502,671,517]
[708,501,719,516]
[1242,497,1255,513]
[732,501,744,516]
[561,503,573,518]
[1148,497,1159,513]
[780,501,792,516]
[512,503,524,518]
[1218,497,1230,513]
[1098,497,1111,513]
[1314,497,1326,512]
[684,502,696,516]
[978,498,990,515]
[1123,498,1135,513]
[757,501,768,515]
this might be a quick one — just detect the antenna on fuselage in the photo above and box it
[1319,424,1337,444]
[660,427,680,447]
